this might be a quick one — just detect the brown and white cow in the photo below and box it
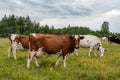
[8,34,29,60]
[27,33,84,69]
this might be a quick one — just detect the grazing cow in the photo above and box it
[108,36,120,44]
[8,34,29,60]
[27,33,84,69]
[75,35,106,57]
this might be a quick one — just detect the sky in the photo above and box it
[0,0,120,33]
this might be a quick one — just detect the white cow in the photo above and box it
[76,35,106,57]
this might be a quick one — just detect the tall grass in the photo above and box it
[0,38,120,80]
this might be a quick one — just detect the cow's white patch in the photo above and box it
[58,50,62,54]
[16,42,25,50]
[35,47,45,57]
[75,35,79,40]
[11,34,17,42]
[31,33,36,37]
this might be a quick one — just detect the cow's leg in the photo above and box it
[12,47,17,60]
[93,49,97,56]
[75,52,79,56]
[8,46,12,59]
[63,55,67,68]
[55,54,62,66]
[34,57,39,68]
[88,47,93,57]
[27,51,36,69]
[75,49,79,56]
[11,43,17,60]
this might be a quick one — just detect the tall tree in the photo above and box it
[101,21,109,37]
[17,16,25,34]
[8,14,17,33]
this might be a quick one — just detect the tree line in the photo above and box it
[0,14,120,37]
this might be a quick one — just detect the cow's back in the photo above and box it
[80,35,101,48]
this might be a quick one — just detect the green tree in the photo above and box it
[8,14,17,33]
[101,21,109,37]
[0,15,8,36]
[17,16,25,34]
[44,24,49,33]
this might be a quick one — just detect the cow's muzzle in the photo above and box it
[75,45,79,49]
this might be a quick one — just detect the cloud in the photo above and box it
[104,9,120,17]
[103,10,120,33]
[0,0,120,32]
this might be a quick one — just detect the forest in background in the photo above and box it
[0,14,120,37]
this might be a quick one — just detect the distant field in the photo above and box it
[0,38,120,80]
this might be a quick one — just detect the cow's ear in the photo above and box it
[80,36,84,40]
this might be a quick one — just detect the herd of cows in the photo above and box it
[7,33,120,69]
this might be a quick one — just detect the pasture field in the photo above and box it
[0,38,120,80]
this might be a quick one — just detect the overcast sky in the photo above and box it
[0,0,120,32]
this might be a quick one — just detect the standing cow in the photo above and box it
[27,33,84,69]
[8,34,29,60]
[75,35,106,57]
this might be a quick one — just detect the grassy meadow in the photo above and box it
[0,38,120,80]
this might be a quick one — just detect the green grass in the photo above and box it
[0,38,120,80]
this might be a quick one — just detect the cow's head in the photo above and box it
[100,47,107,57]
[15,36,20,43]
[96,43,106,57]
[70,35,84,49]
[15,36,26,43]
